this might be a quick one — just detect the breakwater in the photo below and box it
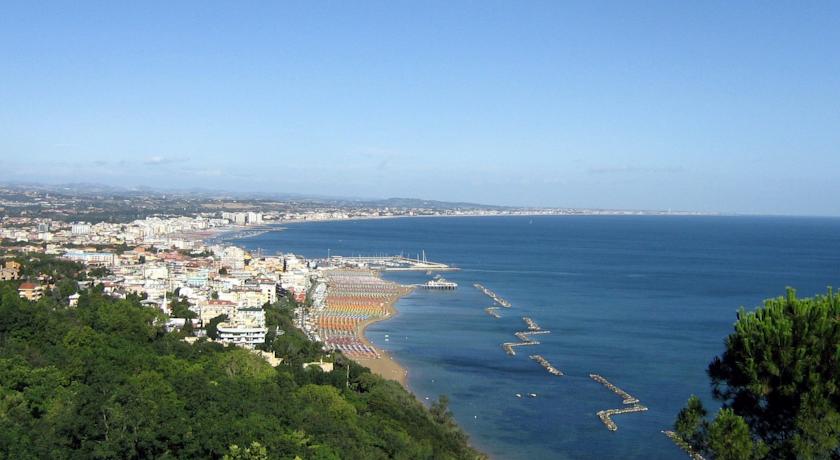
[484,307,501,318]
[662,431,706,460]
[529,354,564,376]
[596,405,649,431]
[522,316,541,331]
[474,283,512,307]
[589,374,640,404]
[502,317,550,356]
[590,373,647,431]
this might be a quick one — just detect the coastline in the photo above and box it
[350,286,413,386]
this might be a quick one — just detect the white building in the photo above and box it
[216,306,267,348]
[71,223,91,235]
[63,250,116,266]
[217,324,266,348]
[246,212,263,225]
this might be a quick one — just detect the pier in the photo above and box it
[589,374,640,404]
[474,284,512,307]
[662,431,706,460]
[484,307,501,318]
[529,355,564,376]
[329,254,456,272]
[596,405,649,431]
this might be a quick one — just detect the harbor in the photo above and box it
[474,283,512,307]
[529,354,564,376]
[327,253,456,272]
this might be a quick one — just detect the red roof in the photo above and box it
[19,283,38,290]
[208,300,235,305]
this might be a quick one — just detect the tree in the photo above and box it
[1,257,485,460]
[224,442,268,460]
[206,314,228,340]
[708,409,763,460]
[674,395,708,450]
[674,288,840,459]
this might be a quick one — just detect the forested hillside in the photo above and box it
[0,259,483,460]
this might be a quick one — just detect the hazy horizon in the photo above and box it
[2,2,839,215]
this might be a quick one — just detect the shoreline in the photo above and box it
[350,285,413,386]
[273,211,719,227]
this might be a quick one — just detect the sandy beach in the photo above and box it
[316,269,413,388]
[352,292,412,386]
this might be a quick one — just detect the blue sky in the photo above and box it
[1,1,838,215]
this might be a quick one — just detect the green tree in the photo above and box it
[1,257,484,460]
[223,442,268,460]
[206,314,228,340]
[708,409,763,460]
[674,395,708,450]
[675,288,840,459]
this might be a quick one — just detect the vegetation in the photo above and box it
[168,292,197,319]
[0,260,483,459]
[673,288,840,459]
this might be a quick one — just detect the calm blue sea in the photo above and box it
[232,216,840,459]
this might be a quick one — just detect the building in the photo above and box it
[18,283,43,301]
[216,324,266,348]
[246,212,263,225]
[71,223,91,235]
[199,299,237,324]
[216,306,267,348]
[64,250,116,266]
[0,267,19,281]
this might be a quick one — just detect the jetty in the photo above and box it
[515,330,550,341]
[596,405,649,431]
[502,340,540,356]
[484,307,501,318]
[522,316,541,331]
[662,431,706,460]
[474,284,512,308]
[589,374,640,405]
[502,317,550,356]
[529,355,563,376]
[590,373,647,431]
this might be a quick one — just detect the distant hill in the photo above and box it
[0,181,509,210]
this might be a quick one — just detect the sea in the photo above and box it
[231,215,840,459]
